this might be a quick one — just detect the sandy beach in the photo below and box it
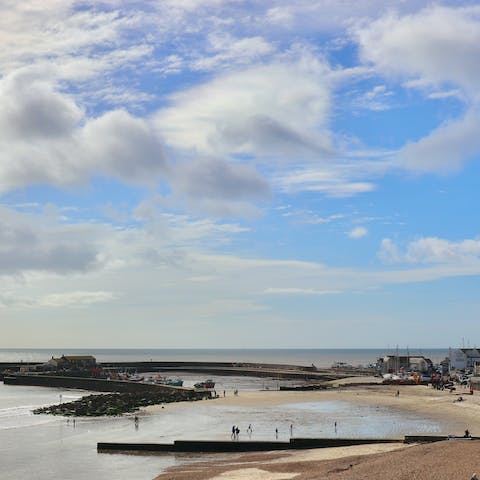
[150,380,480,479]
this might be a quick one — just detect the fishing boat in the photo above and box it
[154,375,183,387]
[161,377,183,387]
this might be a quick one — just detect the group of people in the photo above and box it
[231,424,300,440]
[231,425,241,439]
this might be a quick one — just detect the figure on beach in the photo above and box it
[134,415,139,429]
[247,424,253,436]
[334,421,337,433]
[231,425,236,439]
[290,424,293,437]
[464,429,471,438]
[275,428,278,439]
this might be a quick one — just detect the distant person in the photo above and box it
[247,424,252,435]
[236,426,240,438]
[334,421,337,433]
[464,429,471,438]
[231,425,236,439]
[275,428,278,439]
[223,390,226,397]
[290,424,293,437]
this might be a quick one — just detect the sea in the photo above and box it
[0,348,450,480]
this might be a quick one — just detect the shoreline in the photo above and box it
[148,380,480,479]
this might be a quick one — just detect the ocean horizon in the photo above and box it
[0,347,450,366]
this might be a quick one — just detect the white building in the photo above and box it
[449,348,480,371]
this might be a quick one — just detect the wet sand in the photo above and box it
[149,380,480,479]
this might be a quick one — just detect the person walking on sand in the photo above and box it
[275,428,278,439]
[334,421,337,433]
[290,424,293,437]
[231,425,236,440]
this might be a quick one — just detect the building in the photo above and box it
[47,355,97,370]
[449,348,480,371]
[379,355,432,373]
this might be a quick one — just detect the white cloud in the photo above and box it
[396,110,480,173]
[275,164,377,197]
[378,236,480,264]
[354,5,480,96]
[348,226,367,239]
[353,84,394,111]
[354,6,480,174]
[153,56,333,160]
[264,287,340,295]
[0,70,167,191]
[192,34,275,71]
[0,205,103,275]
[39,291,115,307]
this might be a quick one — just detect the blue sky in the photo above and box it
[1,1,480,348]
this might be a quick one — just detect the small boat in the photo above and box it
[194,379,215,389]
[127,374,144,382]
[161,377,183,387]
[154,375,183,387]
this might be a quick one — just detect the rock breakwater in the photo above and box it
[34,390,207,416]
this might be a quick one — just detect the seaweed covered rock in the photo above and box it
[34,390,206,416]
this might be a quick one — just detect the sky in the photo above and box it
[1,1,480,349]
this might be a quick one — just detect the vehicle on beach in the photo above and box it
[194,379,215,389]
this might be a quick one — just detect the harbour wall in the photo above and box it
[99,361,351,380]
[2,374,209,398]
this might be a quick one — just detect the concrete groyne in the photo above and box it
[97,435,478,454]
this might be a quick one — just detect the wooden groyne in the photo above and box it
[97,435,479,454]
[98,437,403,453]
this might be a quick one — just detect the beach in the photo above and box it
[151,381,480,479]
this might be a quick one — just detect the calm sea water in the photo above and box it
[0,348,450,480]
[0,347,449,366]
